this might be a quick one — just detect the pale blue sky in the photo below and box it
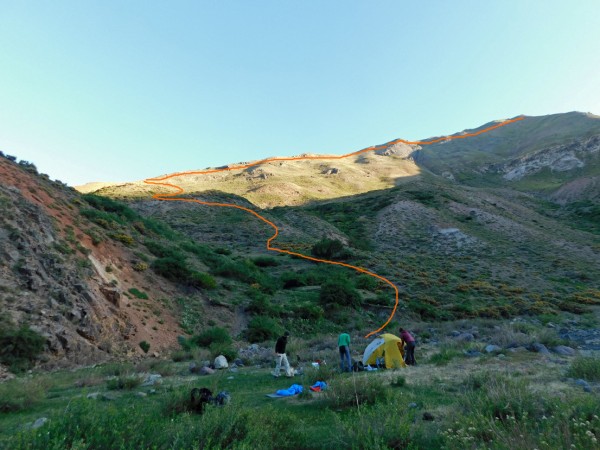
[1,1,599,186]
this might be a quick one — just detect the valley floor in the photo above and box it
[1,313,600,450]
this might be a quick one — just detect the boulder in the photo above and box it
[464,349,483,357]
[214,355,228,369]
[485,345,502,353]
[31,418,49,429]
[528,343,550,354]
[456,333,474,342]
[100,286,121,308]
[141,374,162,386]
[200,366,215,375]
[552,345,576,356]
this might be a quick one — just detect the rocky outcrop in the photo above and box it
[483,136,600,181]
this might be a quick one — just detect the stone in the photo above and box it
[408,402,418,408]
[464,349,483,357]
[456,333,474,342]
[135,392,147,398]
[485,345,502,353]
[100,286,121,308]
[214,355,228,369]
[552,346,576,356]
[528,343,550,354]
[450,331,461,337]
[200,366,215,375]
[32,417,48,429]
[234,358,245,366]
[141,374,162,386]
[229,367,239,373]
[574,379,592,392]
[189,362,200,374]
[87,392,100,399]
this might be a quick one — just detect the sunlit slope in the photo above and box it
[83,149,422,208]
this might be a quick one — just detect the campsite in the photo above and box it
[2,315,600,449]
[2,2,600,449]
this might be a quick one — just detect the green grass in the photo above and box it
[567,356,600,381]
[2,347,600,450]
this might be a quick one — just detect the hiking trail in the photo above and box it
[144,116,525,338]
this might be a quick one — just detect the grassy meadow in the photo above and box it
[2,313,599,450]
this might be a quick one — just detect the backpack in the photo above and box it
[213,391,231,406]
[351,360,364,372]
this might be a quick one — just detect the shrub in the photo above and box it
[324,375,388,409]
[110,233,135,246]
[139,341,150,353]
[567,356,600,381]
[0,377,47,413]
[311,238,345,259]
[171,350,194,362]
[246,294,281,316]
[188,271,217,289]
[0,325,45,371]
[129,288,149,299]
[132,262,148,272]
[191,327,232,348]
[252,256,279,267]
[305,364,338,385]
[319,281,362,309]
[428,348,461,366]
[106,375,143,390]
[246,316,281,343]
[390,374,406,388]
[209,342,237,361]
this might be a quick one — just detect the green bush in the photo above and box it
[390,374,406,388]
[252,256,279,267]
[311,238,345,259]
[139,341,150,353]
[0,325,45,371]
[428,348,461,366]
[188,271,217,289]
[567,356,600,381]
[128,288,149,299]
[191,327,232,348]
[324,375,388,409]
[246,316,281,343]
[0,377,47,413]
[319,280,362,309]
[106,375,143,390]
[209,342,238,361]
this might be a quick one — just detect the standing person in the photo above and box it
[272,331,293,377]
[338,332,351,372]
[399,327,416,365]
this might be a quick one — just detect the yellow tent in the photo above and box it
[362,333,407,369]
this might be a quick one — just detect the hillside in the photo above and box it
[3,112,600,372]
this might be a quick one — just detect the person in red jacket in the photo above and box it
[399,327,416,365]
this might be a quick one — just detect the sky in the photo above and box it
[0,1,599,186]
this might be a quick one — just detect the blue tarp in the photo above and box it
[275,384,303,396]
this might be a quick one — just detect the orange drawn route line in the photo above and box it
[144,116,524,338]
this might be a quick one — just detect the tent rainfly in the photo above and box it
[362,333,407,369]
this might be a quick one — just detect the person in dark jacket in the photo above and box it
[272,331,293,377]
[399,327,416,365]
